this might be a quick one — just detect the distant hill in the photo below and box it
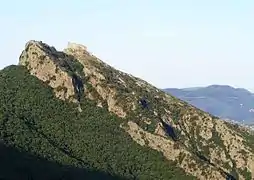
[164,85,254,124]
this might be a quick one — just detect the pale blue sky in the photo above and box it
[1,0,254,90]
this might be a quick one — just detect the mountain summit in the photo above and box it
[0,40,253,179]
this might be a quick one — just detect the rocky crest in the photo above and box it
[19,40,254,180]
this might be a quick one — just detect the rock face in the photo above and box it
[19,41,84,103]
[19,40,254,180]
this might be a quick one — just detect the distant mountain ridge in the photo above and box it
[164,85,254,124]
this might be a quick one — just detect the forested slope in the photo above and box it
[0,65,193,179]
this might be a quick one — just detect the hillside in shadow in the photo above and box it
[0,143,125,180]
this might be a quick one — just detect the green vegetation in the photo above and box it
[239,167,252,180]
[170,107,182,123]
[211,129,224,148]
[0,65,195,180]
[241,131,254,150]
[69,59,85,78]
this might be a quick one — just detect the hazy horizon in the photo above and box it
[1,1,254,91]
[164,84,254,92]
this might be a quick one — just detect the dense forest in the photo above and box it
[0,65,195,179]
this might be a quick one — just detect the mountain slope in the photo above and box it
[0,142,125,180]
[164,85,254,124]
[0,65,192,180]
[1,40,253,180]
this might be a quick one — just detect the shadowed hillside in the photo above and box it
[0,143,125,180]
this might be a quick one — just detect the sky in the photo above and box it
[1,0,254,90]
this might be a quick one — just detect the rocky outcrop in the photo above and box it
[19,41,126,117]
[63,42,127,118]
[19,40,254,180]
[19,41,83,103]
[122,121,225,180]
